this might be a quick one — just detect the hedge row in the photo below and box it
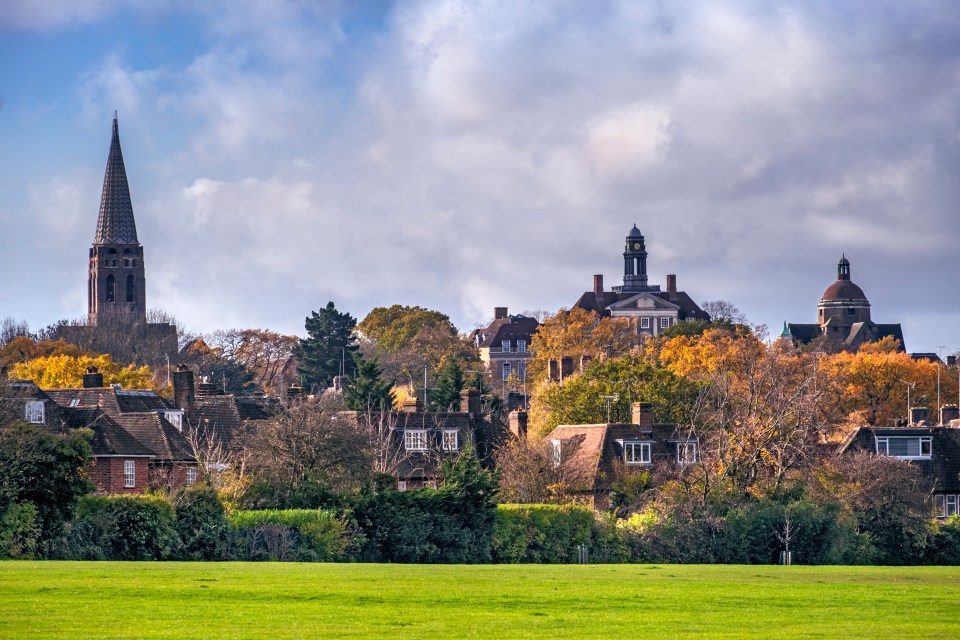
[28,490,960,564]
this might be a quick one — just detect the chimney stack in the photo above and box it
[508,410,528,440]
[666,274,677,293]
[948,355,957,367]
[82,367,104,389]
[910,407,929,426]
[940,405,959,425]
[401,396,422,413]
[494,307,508,320]
[172,365,195,412]
[560,356,574,380]
[631,402,653,428]
[460,388,481,415]
[593,274,604,296]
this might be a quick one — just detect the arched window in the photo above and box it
[126,275,135,303]
[105,275,115,303]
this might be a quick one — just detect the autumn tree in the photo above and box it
[528,308,636,384]
[244,395,371,507]
[357,304,479,389]
[818,340,948,429]
[8,354,156,390]
[295,302,358,392]
[0,338,88,376]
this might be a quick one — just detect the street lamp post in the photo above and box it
[901,380,916,425]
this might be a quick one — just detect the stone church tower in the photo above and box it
[88,115,147,326]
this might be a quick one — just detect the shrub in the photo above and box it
[0,502,41,559]
[492,504,594,563]
[174,486,229,560]
[75,494,179,560]
[925,517,960,566]
[229,509,352,561]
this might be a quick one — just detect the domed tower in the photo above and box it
[88,114,147,326]
[817,255,871,334]
[622,224,649,292]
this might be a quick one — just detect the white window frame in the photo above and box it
[404,430,428,452]
[502,361,512,379]
[875,435,933,460]
[501,340,511,353]
[442,429,459,452]
[946,494,958,518]
[185,467,197,486]
[123,460,136,488]
[640,317,650,329]
[397,480,407,492]
[624,441,651,465]
[550,440,562,468]
[660,317,670,329]
[677,442,697,464]
[25,401,45,424]
[163,410,184,432]
[517,361,527,379]
[517,339,527,353]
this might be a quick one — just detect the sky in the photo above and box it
[1,0,959,354]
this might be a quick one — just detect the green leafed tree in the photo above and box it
[295,302,358,391]
[429,359,465,411]
[529,354,700,436]
[343,355,395,412]
[0,421,93,551]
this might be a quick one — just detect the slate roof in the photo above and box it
[572,289,710,321]
[95,115,139,245]
[190,396,246,448]
[472,315,540,348]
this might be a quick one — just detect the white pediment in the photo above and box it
[607,292,681,312]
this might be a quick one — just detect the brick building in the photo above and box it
[572,225,709,336]
[782,256,904,350]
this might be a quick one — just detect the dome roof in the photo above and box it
[628,224,642,238]
[821,279,867,301]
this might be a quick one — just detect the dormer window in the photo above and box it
[25,401,45,424]
[623,441,651,465]
[502,340,511,353]
[677,442,697,464]
[163,410,184,431]
[404,430,428,451]
[517,340,527,353]
[442,430,459,451]
[550,440,562,468]
[876,436,932,460]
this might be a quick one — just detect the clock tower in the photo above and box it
[622,224,649,292]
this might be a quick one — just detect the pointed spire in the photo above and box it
[94,113,139,245]
[780,321,792,338]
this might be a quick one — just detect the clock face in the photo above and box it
[633,242,641,250]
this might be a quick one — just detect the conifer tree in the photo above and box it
[295,302,357,391]
[429,359,465,411]
[343,355,394,412]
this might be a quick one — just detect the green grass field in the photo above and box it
[1,562,959,639]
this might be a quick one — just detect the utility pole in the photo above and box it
[600,394,619,424]
[937,346,946,419]
[901,380,916,425]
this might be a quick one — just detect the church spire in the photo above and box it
[94,113,139,245]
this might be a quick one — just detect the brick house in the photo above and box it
[341,389,498,490]
[544,402,698,508]
[6,374,197,494]
[839,405,960,518]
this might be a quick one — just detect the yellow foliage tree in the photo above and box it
[9,354,156,390]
